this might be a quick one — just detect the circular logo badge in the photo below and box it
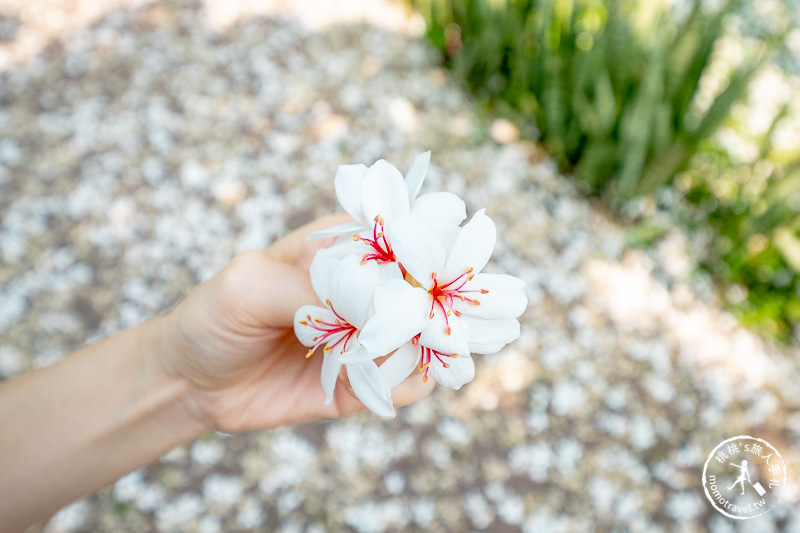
[702,435,787,519]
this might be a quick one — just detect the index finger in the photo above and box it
[264,213,353,269]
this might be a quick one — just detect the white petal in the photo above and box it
[378,262,404,284]
[293,305,334,347]
[462,317,520,354]
[330,254,380,328]
[418,312,470,357]
[428,352,475,390]
[411,192,466,253]
[433,225,461,256]
[458,273,528,319]
[441,209,496,282]
[335,164,368,223]
[361,160,409,223]
[358,281,430,356]
[379,342,420,388]
[321,351,342,405]
[309,248,338,303]
[339,345,378,364]
[405,151,430,202]
[411,192,466,227]
[347,362,395,417]
[386,214,446,290]
[322,239,364,259]
[308,221,368,240]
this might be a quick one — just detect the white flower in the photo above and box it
[295,152,529,413]
[377,312,522,390]
[293,251,395,417]
[378,337,476,390]
[310,152,466,265]
[358,209,527,370]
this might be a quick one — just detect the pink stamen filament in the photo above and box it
[353,215,396,264]
[299,300,358,357]
[427,268,489,335]
[416,340,458,383]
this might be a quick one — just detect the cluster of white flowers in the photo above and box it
[294,152,527,416]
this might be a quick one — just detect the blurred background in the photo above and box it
[1,0,799,531]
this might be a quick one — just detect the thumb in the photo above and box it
[390,372,436,409]
[218,252,320,329]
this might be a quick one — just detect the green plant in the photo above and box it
[413,0,769,202]
[413,0,800,341]
[680,151,800,340]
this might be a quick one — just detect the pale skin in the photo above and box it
[0,215,434,533]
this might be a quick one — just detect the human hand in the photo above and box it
[158,215,435,433]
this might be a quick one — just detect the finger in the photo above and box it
[390,372,436,409]
[264,213,353,268]
[259,260,321,327]
[221,252,321,328]
[335,363,435,416]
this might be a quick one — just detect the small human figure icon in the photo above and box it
[728,460,751,496]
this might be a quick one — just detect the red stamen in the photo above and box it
[353,215,396,264]
[416,343,457,382]
[301,301,358,358]
[426,266,487,335]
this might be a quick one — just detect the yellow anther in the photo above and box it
[480,289,489,294]
[445,326,452,336]
[299,320,308,326]
[305,349,313,358]
[472,300,481,306]
[466,267,474,273]
[443,363,450,368]
[325,298,332,306]
[323,346,332,353]
[314,317,323,323]
[429,311,435,319]
[353,234,361,241]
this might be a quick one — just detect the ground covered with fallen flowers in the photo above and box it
[1,0,800,531]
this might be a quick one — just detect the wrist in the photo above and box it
[0,313,211,530]
[144,313,215,438]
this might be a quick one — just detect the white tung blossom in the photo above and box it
[295,153,527,415]
[293,250,396,417]
[309,152,466,265]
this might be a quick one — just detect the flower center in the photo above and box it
[353,215,396,264]
[427,267,488,335]
[412,334,458,382]
[298,298,358,358]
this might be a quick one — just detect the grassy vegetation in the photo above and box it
[680,151,800,339]
[412,0,800,340]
